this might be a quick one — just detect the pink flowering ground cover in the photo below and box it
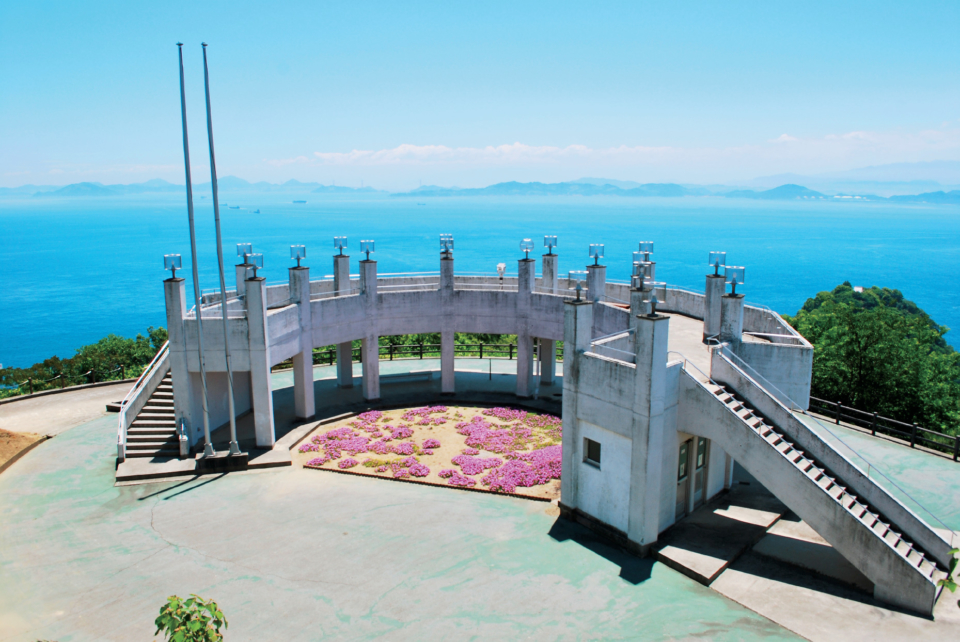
[297,405,562,499]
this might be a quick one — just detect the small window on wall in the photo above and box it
[584,438,601,467]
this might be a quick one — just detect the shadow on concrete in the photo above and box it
[728,550,893,611]
[157,474,227,501]
[547,516,654,585]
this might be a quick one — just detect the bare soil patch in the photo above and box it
[0,428,45,473]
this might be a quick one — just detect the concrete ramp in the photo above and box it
[678,369,945,616]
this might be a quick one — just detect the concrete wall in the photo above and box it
[578,420,633,532]
[734,341,813,409]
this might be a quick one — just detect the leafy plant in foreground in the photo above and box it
[154,594,228,642]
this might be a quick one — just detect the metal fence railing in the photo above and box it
[809,397,960,461]
[297,342,566,368]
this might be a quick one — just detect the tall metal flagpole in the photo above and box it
[177,43,215,458]
[201,43,240,456]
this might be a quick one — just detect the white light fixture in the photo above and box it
[724,265,745,295]
[497,262,507,279]
[520,238,534,259]
[638,241,654,262]
[236,243,253,263]
[649,294,659,317]
[708,251,726,276]
[164,254,182,278]
[440,233,454,253]
[589,244,604,265]
[544,235,557,255]
[290,245,306,267]
[360,239,375,260]
[334,236,347,255]
[248,253,264,278]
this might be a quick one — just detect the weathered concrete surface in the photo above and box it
[0,412,798,641]
[656,481,786,585]
[0,381,133,436]
[753,515,873,592]
[713,550,960,642]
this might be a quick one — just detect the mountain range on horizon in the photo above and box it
[2,160,960,204]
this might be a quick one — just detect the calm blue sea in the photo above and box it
[1,193,958,368]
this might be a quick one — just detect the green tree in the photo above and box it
[787,283,960,435]
[154,594,228,642]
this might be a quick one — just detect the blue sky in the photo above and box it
[2,1,959,189]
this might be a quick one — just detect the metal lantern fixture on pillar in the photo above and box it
[709,251,727,276]
[248,253,264,278]
[360,240,375,260]
[589,244,605,265]
[334,236,347,256]
[520,238,534,259]
[164,254,182,279]
[291,245,306,267]
[544,235,557,254]
[440,233,454,254]
[724,265,745,294]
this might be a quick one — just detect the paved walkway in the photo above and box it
[0,381,133,437]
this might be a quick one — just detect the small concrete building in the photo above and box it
[125,239,951,617]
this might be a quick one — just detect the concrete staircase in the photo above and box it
[125,373,179,459]
[680,367,946,615]
[707,383,946,587]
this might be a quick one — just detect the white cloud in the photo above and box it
[256,125,960,180]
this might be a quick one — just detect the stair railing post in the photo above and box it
[479,343,484,359]
[835,400,841,424]
[28,378,33,395]
[910,423,917,448]
[510,344,515,360]
[420,342,424,359]
[59,373,65,389]
[871,411,877,436]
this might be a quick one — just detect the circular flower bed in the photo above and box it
[299,405,562,499]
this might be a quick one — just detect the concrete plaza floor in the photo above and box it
[0,370,797,641]
[2,358,960,640]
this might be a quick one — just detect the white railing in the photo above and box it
[117,342,170,462]
[310,287,360,301]
[590,328,636,364]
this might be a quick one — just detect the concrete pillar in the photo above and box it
[542,254,559,294]
[539,340,557,386]
[235,263,250,298]
[360,260,380,401]
[516,258,535,397]
[629,286,652,327]
[560,299,594,513]
[245,276,276,448]
[719,293,745,344]
[289,266,315,420]
[164,278,196,447]
[540,253,559,385]
[586,264,606,303]
[703,274,725,342]
[333,254,354,388]
[629,308,670,552]
[440,252,455,394]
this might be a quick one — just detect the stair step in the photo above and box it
[127,434,178,444]
[141,407,175,415]
[127,441,179,450]
[128,426,177,435]
[132,420,177,428]
[152,392,174,400]
[137,412,174,420]
[127,449,179,458]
